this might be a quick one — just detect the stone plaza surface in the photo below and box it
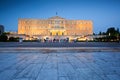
[0,48,120,80]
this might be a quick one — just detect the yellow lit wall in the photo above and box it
[18,16,93,37]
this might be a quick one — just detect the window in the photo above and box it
[62,32,64,35]
[50,32,52,36]
[56,33,58,36]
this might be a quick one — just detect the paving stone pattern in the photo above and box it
[0,49,120,80]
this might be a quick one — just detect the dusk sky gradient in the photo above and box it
[0,0,120,33]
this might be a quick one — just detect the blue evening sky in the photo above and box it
[0,0,120,33]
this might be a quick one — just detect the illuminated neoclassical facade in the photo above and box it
[18,16,93,40]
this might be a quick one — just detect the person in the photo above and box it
[53,39,55,42]
[44,39,46,42]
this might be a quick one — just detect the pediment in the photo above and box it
[48,16,65,20]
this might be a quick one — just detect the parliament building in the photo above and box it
[18,16,93,41]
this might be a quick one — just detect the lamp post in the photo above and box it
[109,33,110,36]
[117,33,119,43]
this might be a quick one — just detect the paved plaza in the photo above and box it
[0,48,120,80]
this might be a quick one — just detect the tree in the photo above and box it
[9,37,15,41]
[0,33,8,42]
[117,28,119,33]
[9,37,19,42]
[99,31,102,35]
[96,27,120,42]
[93,33,95,35]
[106,27,119,36]
[106,27,120,41]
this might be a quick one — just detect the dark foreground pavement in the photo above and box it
[0,42,120,52]
[0,42,120,47]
